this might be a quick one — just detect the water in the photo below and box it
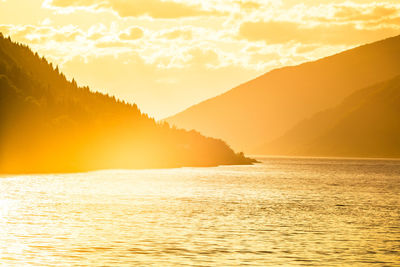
[0,157,399,266]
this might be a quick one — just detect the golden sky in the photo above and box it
[1,0,399,119]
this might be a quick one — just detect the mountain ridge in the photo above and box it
[258,75,400,157]
[166,34,400,153]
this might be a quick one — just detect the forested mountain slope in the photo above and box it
[258,76,400,158]
[0,33,253,173]
[167,35,400,152]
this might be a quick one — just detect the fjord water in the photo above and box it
[1,157,399,266]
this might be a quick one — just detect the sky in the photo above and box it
[1,0,399,119]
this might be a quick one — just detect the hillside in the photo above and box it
[257,76,400,158]
[166,34,400,152]
[0,33,254,174]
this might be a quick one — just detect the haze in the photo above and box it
[1,0,399,119]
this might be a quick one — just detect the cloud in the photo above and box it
[295,44,320,54]
[187,47,220,67]
[333,4,399,22]
[1,24,85,45]
[87,32,104,40]
[119,27,144,40]
[248,51,281,66]
[46,0,221,18]
[300,2,400,29]
[238,20,400,45]
[235,1,261,10]
[159,28,192,40]
[53,30,82,42]
[95,41,132,48]
[373,16,400,27]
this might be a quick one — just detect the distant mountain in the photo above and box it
[0,33,254,174]
[166,35,400,153]
[257,76,400,158]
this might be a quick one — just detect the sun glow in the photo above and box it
[1,0,400,266]
[0,199,13,219]
[0,0,399,118]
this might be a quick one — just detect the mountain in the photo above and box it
[257,76,400,158]
[166,34,400,152]
[0,33,254,174]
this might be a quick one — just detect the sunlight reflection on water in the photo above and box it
[0,157,399,266]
